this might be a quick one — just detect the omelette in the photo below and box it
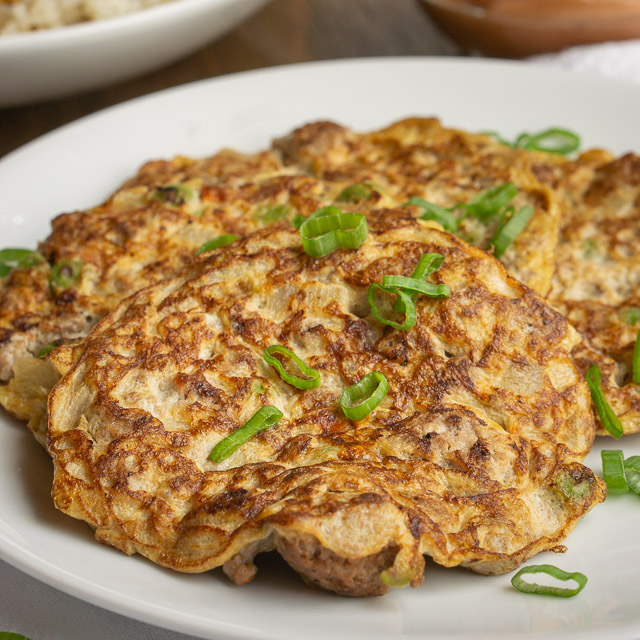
[46,213,604,596]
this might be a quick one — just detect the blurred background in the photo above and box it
[2,0,639,159]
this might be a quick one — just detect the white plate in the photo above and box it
[1,58,640,640]
[0,0,268,107]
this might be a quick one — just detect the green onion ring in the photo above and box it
[489,205,535,258]
[291,214,305,229]
[340,371,389,421]
[410,253,445,281]
[382,275,451,299]
[299,210,368,258]
[0,632,33,640]
[49,259,82,289]
[624,456,640,495]
[0,248,45,277]
[36,342,57,358]
[632,329,640,384]
[336,182,379,203]
[403,197,459,233]
[524,128,581,155]
[367,283,417,331]
[392,252,448,313]
[196,234,240,255]
[511,564,587,597]
[263,345,321,390]
[619,307,640,325]
[463,183,518,221]
[585,364,623,438]
[209,405,283,463]
[601,449,629,495]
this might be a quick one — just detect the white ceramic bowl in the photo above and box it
[0,0,269,107]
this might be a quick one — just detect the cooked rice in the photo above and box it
[0,0,174,34]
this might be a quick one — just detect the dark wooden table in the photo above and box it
[0,0,460,160]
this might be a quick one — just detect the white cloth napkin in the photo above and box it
[527,39,640,83]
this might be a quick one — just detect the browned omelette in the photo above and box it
[47,214,603,596]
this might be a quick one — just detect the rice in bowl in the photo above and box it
[0,0,174,34]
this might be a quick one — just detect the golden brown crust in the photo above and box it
[47,215,603,595]
[545,153,640,434]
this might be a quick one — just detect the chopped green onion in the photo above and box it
[489,205,534,258]
[49,259,82,289]
[403,197,459,233]
[382,274,450,299]
[299,209,368,258]
[410,252,445,283]
[196,234,239,255]
[484,128,581,156]
[209,405,283,463]
[291,214,305,229]
[463,183,518,222]
[633,330,640,385]
[340,371,389,421]
[624,456,640,495]
[511,564,587,597]
[619,307,640,326]
[256,203,292,224]
[601,449,629,495]
[253,381,265,394]
[151,184,193,205]
[0,633,33,640]
[263,345,321,390]
[380,569,411,588]
[336,181,380,202]
[553,472,593,502]
[521,128,581,155]
[367,283,417,331]
[36,342,57,358]
[481,130,512,146]
[0,248,44,277]
[585,364,623,438]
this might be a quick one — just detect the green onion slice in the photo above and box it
[36,342,57,358]
[633,329,640,385]
[403,197,459,233]
[299,209,368,258]
[489,205,535,258]
[209,405,283,463]
[367,283,417,331]
[337,181,379,202]
[0,248,44,277]
[481,130,511,146]
[196,234,240,255]
[585,364,623,438]
[340,371,389,421]
[624,456,640,495]
[256,203,292,225]
[601,449,629,495]
[263,345,321,390]
[619,307,640,326]
[484,127,581,156]
[151,184,193,205]
[410,252,445,282]
[0,633,33,640]
[382,275,451,299]
[511,564,587,597]
[463,183,518,221]
[521,128,581,155]
[49,259,82,289]
[291,214,305,229]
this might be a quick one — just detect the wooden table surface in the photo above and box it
[0,0,460,160]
